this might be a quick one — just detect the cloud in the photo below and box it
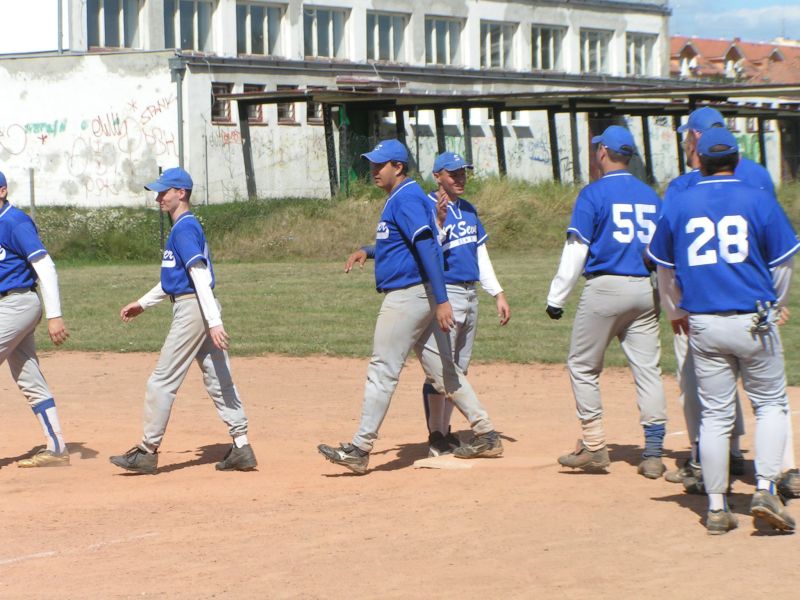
[672,5,800,42]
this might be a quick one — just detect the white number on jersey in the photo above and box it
[612,203,657,244]
[686,215,749,267]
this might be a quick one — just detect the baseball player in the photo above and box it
[109,167,256,475]
[0,170,71,467]
[318,140,503,475]
[545,126,667,479]
[344,151,510,457]
[648,127,798,534]
[663,106,799,500]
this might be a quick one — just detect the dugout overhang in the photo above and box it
[215,84,800,198]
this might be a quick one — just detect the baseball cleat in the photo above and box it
[444,430,461,452]
[665,459,702,483]
[638,456,666,479]
[750,490,796,532]
[778,469,800,500]
[109,446,158,475]
[317,443,369,475]
[557,440,609,471]
[453,431,503,459]
[428,431,453,457]
[215,443,257,471]
[17,448,70,468]
[706,510,739,535]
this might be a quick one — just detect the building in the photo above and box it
[0,1,784,207]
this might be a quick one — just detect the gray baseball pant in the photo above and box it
[352,283,494,453]
[141,296,248,452]
[424,282,479,433]
[0,291,54,405]
[567,275,666,426]
[691,313,788,494]
[673,331,745,445]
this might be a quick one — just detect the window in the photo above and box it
[303,7,346,58]
[164,0,215,53]
[236,2,282,56]
[87,0,142,48]
[726,117,739,132]
[243,84,265,124]
[425,17,461,65]
[367,12,407,62]
[277,84,298,124]
[580,29,612,74]
[306,86,326,124]
[480,21,514,69]
[746,117,758,133]
[211,83,233,124]
[531,26,564,71]
[626,33,656,76]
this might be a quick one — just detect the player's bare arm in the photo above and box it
[47,317,69,346]
[344,249,368,273]
[495,292,511,326]
[120,301,144,322]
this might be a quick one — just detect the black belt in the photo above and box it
[584,272,642,280]
[0,286,35,297]
[696,310,756,316]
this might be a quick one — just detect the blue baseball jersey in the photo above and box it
[374,179,441,291]
[648,176,800,314]
[567,170,661,277]
[427,192,487,284]
[0,202,48,292]
[664,158,775,204]
[161,212,215,295]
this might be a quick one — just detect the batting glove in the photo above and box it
[545,305,564,320]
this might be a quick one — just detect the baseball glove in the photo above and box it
[778,469,800,499]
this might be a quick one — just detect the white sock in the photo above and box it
[708,493,726,511]
[234,434,249,448]
[32,399,66,454]
[757,478,776,494]
[782,411,796,471]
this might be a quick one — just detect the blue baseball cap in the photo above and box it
[677,106,725,134]
[144,167,193,192]
[361,139,409,164]
[0,171,6,187]
[696,127,739,157]
[433,152,473,173]
[591,126,636,156]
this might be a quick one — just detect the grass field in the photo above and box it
[39,252,800,385]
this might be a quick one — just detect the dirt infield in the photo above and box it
[1,352,798,599]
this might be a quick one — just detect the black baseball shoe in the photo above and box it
[318,442,369,474]
[751,490,796,532]
[216,443,258,471]
[110,446,158,475]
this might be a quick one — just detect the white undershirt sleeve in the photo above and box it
[477,244,503,297]
[30,254,62,319]
[656,266,688,321]
[772,258,794,308]
[137,282,168,310]
[188,263,222,328]
[546,234,589,308]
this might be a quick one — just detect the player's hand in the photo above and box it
[778,306,790,326]
[671,316,690,335]
[495,292,511,325]
[435,190,448,227]
[344,249,368,273]
[120,301,144,322]
[47,317,69,346]
[209,325,230,351]
[545,305,563,320]
[436,301,455,333]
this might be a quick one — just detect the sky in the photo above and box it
[670,0,800,43]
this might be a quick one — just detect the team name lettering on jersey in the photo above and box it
[376,222,389,240]
[161,250,176,268]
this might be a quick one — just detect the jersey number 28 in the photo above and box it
[612,204,657,244]
[686,215,748,266]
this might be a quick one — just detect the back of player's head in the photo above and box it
[144,167,194,192]
[591,126,636,165]
[697,127,739,176]
[678,106,725,134]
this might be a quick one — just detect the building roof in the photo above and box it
[671,36,800,84]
